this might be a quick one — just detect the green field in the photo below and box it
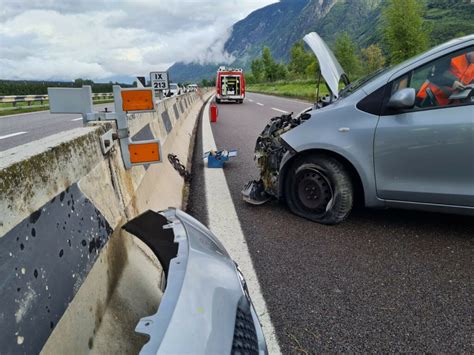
[0,99,114,117]
[247,80,329,102]
[0,101,48,108]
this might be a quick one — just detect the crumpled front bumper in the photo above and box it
[122,209,267,355]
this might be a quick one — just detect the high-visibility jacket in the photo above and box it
[417,80,451,106]
[450,53,474,85]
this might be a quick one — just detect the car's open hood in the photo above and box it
[303,32,349,98]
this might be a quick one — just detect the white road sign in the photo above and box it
[150,71,169,90]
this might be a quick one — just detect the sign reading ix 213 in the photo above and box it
[150,71,169,90]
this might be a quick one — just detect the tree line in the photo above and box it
[199,78,216,87]
[0,78,133,96]
[248,0,433,84]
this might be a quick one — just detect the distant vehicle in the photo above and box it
[216,67,245,104]
[187,84,198,92]
[165,83,181,97]
[243,32,474,224]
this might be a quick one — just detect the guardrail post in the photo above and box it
[112,85,132,167]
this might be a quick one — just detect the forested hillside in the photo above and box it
[169,0,474,82]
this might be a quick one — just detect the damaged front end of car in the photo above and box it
[241,92,340,206]
[242,31,349,206]
[242,111,311,205]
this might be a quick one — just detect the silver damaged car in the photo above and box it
[243,32,474,224]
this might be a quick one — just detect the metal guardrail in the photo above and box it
[0,93,113,106]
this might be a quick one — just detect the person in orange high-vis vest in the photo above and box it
[416,80,452,106]
[416,50,474,107]
[450,51,474,87]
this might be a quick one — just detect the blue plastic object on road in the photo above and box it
[203,150,237,168]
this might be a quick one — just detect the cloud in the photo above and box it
[0,0,277,82]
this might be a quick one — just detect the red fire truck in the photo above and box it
[216,67,245,104]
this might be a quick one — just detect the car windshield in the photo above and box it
[338,66,391,98]
[336,45,449,99]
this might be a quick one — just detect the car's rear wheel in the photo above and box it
[285,155,353,225]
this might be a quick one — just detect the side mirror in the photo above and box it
[387,88,416,110]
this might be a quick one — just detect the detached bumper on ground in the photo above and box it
[122,208,267,355]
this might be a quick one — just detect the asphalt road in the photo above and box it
[0,103,114,152]
[188,92,473,353]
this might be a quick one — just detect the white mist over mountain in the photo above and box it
[0,0,277,82]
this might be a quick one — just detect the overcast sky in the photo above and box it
[0,0,277,82]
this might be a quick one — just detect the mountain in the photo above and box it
[167,62,217,85]
[169,0,474,83]
[224,0,320,63]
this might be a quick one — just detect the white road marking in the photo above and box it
[256,102,264,106]
[0,131,27,140]
[271,107,289,114]
[71,117,83,121]
[248,99,254,102]
[202,97,281,354]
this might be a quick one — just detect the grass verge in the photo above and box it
[247,80,329,102]
[0,106,49,117]
[0,100,115,117]
[0,101,48,108]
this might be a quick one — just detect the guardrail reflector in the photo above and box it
[121,89,154,112]
[129,142,161,164]
[48,85,162,169]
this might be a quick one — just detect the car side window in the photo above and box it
[390,46,474,111]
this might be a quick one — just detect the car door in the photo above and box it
[374,47,474,206]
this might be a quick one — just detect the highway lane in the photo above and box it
[0,103,114,152]
[0,93,306,153]
[188,92,473,353]
[245,92,311,115]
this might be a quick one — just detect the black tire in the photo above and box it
[285,155,353,225]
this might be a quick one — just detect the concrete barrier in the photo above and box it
[0,89,213,353]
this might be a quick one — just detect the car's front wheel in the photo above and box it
[285,155,353,225]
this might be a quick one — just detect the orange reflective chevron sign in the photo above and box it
[128,142,161,164]
[121,89,154,111]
